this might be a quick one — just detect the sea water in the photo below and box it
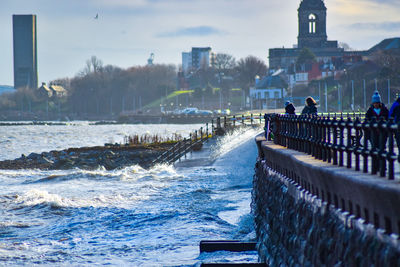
[0,123,261,266]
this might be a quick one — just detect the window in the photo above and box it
[274,91,280,99]
[309,14,316,34]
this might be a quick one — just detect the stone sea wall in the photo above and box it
[252,159,400,266]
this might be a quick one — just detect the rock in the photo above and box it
[41,157,54,164]
[52,158,75,169]
[27,153,41,160]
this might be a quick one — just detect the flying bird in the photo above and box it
[94,14,98,19]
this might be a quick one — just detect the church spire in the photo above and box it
[298,0,328,48]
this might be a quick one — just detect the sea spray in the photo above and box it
[211,126,263,159]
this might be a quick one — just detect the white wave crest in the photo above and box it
[212,127,262,159]
[15,189,74,208]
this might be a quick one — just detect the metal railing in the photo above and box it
[152,113,264,165]
[264,113,400,180]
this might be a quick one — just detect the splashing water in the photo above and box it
[211,126,263,160]
[0,124,260,265]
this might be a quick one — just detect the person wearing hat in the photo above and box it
[365,91,389,156]
[365,91,389,121]
[285,100,296,115]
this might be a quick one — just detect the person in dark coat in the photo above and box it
[301,96,318,115]
[365,91,389,152]
[389,96,400,122]
[389,96,400,150]
[365,91,389,121]
[285,101,296,115]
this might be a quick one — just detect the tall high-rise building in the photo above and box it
[181,47,215,74]
[13,14,38,89]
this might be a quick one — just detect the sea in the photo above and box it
[0,122,261,266]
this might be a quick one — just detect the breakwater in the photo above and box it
[253,129,400,265]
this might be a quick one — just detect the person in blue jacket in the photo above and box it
[389,95,400,150]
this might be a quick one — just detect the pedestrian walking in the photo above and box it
[301,96,318,115]
[285,101,296,115]
[365,91,389,172]
[389,95,400,150]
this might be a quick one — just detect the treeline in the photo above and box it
[0,54,268,116]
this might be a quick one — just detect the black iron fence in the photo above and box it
[264,113,400,180]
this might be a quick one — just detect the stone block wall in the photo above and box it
[252,159,400,265]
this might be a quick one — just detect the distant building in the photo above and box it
[182,52,192,74]
[49,85,67,97]
[249,72,287,109]
[37,82,52,98]
[182,47,215,74]
[368,37,400,53]
[13,14,38,90]
[0,85,15,96]
[37,83,67,99]
[269,0,366,71]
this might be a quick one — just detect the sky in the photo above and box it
[0,0,399,86]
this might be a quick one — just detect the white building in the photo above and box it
[249,74,287,109]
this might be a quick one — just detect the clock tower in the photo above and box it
[298,0,328,49]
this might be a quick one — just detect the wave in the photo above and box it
[211,127,262,159]
[19,163,180,185]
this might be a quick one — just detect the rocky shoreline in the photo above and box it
[0,143,175,171]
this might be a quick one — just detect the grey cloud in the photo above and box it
[157,26,224,38]
[364,0,400,5]
[348,21,400,32]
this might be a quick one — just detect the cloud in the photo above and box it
[157,26,224,38]
[348,21,400,32]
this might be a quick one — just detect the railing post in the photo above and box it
[338,116,345,167]
[354,117,362,171]
[184,138,187,159]
[190,133,193,155]
[346,117,353,169]
[326,116,332,163]
[378,117,387,177]
[264,114,269,140]
[217,117,221,129]
[387,118,396,180]
[332,117,338,165]
[370,117,379,175]
[321,116,326,161]
[362,118,370,173]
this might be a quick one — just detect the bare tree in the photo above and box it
[214,53,236,71]
[236,56,268,93]
[339,42,353,51]
[79,56,104,76]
